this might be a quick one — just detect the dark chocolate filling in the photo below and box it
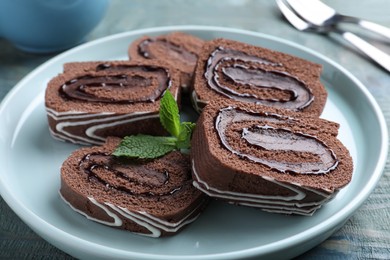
[205,47,314,110]
[60,64,171,103]
[138,38,198,66]
[79,153,188,196]
[215,107,338,174]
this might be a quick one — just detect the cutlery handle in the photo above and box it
[337,29,390,72]
[358,20,390,40]
[340,15,390,41]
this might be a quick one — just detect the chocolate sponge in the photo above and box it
[60,137,208,237]
[45,60,181,145]
[128,32,205,91]
[191,38,327,116]
[191,101,353,216]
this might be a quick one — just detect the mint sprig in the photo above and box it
[112,91,195,159]
[176,121,196,149]
[112,135,177,159]
[159,90,181,137]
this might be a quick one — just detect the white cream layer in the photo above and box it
[60,191,202,237]
[59,192,122,226]
[47,108,159,145]
[191,159,330,216]
[191,90,208,113]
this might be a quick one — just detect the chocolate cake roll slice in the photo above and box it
[60,137,208,237]
[45,60,181,145]
[192,38,327,116]
[128,32,205,91]
[191,101,353,216]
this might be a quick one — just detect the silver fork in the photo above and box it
[276,0,390,73]
[285,0,390,41]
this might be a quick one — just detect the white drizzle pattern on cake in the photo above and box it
[191,159,331,216]
[47,108,159,145]
[107,205,203,237]
[60,191,203,237]
[191,90,208,113]
[59,192,122,226]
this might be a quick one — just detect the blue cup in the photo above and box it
[0,0,108,53]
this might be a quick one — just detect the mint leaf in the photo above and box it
[176,122,196,149]
[113,92,196,159]
[159,91,180,137]
[112,135,177,159]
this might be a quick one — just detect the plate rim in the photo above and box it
[0,25,388,259]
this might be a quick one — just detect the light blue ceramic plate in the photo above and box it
[0,26,387,260]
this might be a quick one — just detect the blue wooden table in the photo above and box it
[1,1,389,258]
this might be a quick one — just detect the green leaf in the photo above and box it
[159,91,180,137]
[112,91,197,159]
[112,135,177,159]
[176,122,196,149]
